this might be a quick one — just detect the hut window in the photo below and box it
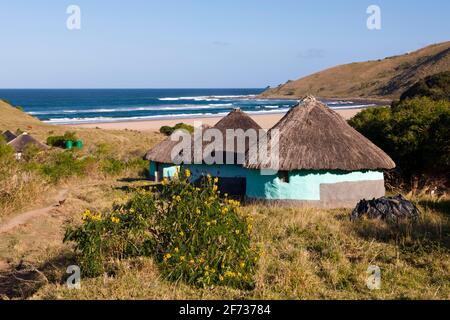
[278,171,289,183]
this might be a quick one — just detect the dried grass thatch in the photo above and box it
[7,133,49,153]
[245,96,396,171]
[145,109,262,164]
[144,136,180,164]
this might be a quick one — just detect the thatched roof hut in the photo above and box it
[186,108,262,163]
[245,96,395,171]
[7,133,49,153]
[144,137,180,164]
[2,130,17,143]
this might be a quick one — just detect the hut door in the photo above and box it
[157,163,164,182]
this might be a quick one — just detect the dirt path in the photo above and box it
[0,189,68,234]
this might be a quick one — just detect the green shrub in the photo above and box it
[64,171,259,289]
[159,125,174,136]
[0,135,14,159]
[159,123,194,136]
[349,97,450,177]
[101,158,125,175]
[399,71,450,102]
[46,131,78,148]
[41,151,93,182]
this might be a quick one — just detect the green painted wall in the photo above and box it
[246,169,384,200]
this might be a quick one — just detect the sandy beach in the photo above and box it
[68,108,363,131]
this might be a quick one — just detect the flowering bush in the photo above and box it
[64,170,260,289]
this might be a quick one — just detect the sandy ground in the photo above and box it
[67,109,363,131]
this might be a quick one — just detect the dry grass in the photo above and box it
[1,100,449,300]
[0,100,164,220]
[23,196,450,300]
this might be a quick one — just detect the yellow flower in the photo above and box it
[162,178,169,186]
[163,253,172,261]
[235,229,240,235]
[221,207,229,215]
[213,185,218,192]
[189,259,195,264]
[206,221,211,226]
[179,231,185,236]
[214,177,219,183]
[207,174,212,182]
[111,217,120,224]
[185,169,191,178]
[224,193,228,198]
[219,275,224,281]
[196,208,201,215]
[174,247,179,253]
[239,262,245,268]
[204,271,209,276]
[180,256,185,261]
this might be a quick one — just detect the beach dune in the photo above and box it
[69,108,363,131]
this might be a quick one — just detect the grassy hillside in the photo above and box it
[0,100,164,220]
[0,100,449,300]
[261,41,450,100]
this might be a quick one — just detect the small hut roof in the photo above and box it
[214,108,262,133]
[245,96,396,171]
[7,133,49,153]
[2,130,17,143]
[144,137,180,164]
[188,109,263,162]
[145,109,262,165]
[144,124,212,164]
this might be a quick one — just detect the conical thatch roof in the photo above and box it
[145,109,263,165]
[245,96,396,171]
[189,109,262,163]
[145,125,212,164]
[7,133,49,153]
[214,108,261,133]
[2,130,17,143]
[144,136,180,164]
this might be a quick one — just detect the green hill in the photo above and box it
[261,41,450,101]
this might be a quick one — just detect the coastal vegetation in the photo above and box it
[64,171,259,289]
[349,73,450,190]
[0,84,449,300]
[159,123,194,136]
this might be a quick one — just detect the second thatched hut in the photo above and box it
[244,96,395,207]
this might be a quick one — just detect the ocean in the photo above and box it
[0,89,372,125]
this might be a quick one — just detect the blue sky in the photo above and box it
[0,0,449,88]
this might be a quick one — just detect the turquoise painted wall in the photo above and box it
[149,161,157,177]
[163,164,180,178]
[246,169,384,200]
[185,164,248,181]
[149,161,180,179]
